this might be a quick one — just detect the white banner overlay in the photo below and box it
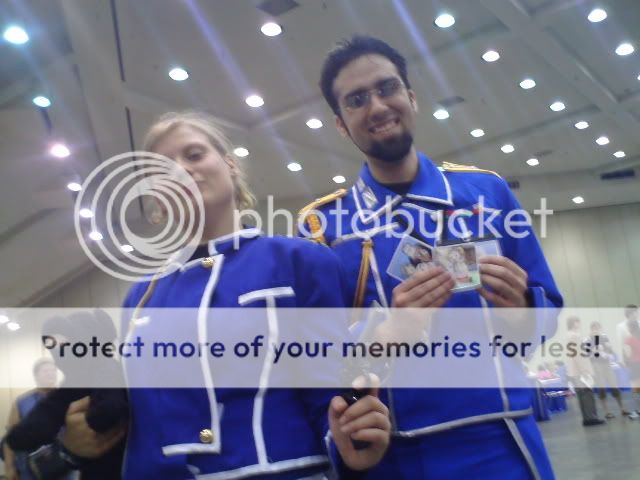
[0,308,635,389]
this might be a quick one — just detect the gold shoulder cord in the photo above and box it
[441,161,500,177]
[298,189,347,245]
[353,238,373,308]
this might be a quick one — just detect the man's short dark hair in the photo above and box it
[625,304,638,319]
[319,35,411,116]
[566,316,580,330]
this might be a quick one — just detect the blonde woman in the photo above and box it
[117,111,389,479]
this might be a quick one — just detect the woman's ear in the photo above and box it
[225,155,239,176]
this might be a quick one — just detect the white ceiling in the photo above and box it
[1,0,639,306]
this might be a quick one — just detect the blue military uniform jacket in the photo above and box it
[299,153,563,479]
[121,229,348,479]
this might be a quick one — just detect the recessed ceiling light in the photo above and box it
[245,94,264,108]
[572,196,585,204]
[260,22,282,37]
[520,78,536,90]
[574,121,589,130]
[587,8,607,23]
[596,136,610,145]
[434,13,455,29]
[3,25,29,45]
[7,322,20,331]
[79,208,94,218]
[333,175,346,184]
[526,158,539,166]
[168,67,189,81]
[501,144,515,154]
[121,244,134,253]
[287,162,302,172]
[433,109,450,120]
[637,73,640,81]
[616,43,635,56]
[470,128,485,138]
[32,96,51,108]
[0,314,8,325]
[50,143,70,158]
[67,182,82,192]
[306,118,323,129]
[613,151,626,158]
[233,147,249,157]
[482,50,500,62]
[550,101,566,112]
[89,231,103,241]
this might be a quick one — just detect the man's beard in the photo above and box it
[365,131,413,164]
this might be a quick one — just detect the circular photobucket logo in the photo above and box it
[74,151,205,282]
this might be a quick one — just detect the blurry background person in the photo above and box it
[565,317,604,426]
[2,358,57,480]
[588,321,636,419]
[622,312,640,416]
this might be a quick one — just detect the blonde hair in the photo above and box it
[142,111,256,210]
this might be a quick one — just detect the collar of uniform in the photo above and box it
[354,152,453,224]
[207,228,262,255]
[354,164,402,224]
[404,152,453,207]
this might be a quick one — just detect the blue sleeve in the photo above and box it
[291,242,362,475]
[495,178,563,344]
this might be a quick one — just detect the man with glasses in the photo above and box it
[299,36,563,478]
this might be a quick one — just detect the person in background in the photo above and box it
[3,358,58,480]
[565,317,604,426]
[622,312,640,416]
[588,321,636,419]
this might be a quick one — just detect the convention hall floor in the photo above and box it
[539,393,640,479]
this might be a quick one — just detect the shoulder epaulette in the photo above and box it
[441,161,500,177]
[298,189,347,245]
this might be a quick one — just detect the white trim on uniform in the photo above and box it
[195,455,330,480]
[352,185,402,224]
[368,248,389,308]
[237,287,296,306]
[393,408,533,437]
[330,223,399,247]
[164,254,225,457]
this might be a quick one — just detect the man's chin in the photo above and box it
[367,134,413,164]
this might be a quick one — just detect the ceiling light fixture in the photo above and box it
[574,121,589,130]
[233,147,249,157]
[520,78,536,90]
[596,136,610,145]
[526,158,539,166]
[434,13,455,29]
[482,50,500,62]
[587,8,607,23]
[79,208,94,218]
[168,67,189,81]
[245,94,264,108]
[433,109,450,120]
[89,231,103,241]
[616,43,635,56]
[613,151,626,158]
[572,196,585,204]
[67,182,82,192]
[501,144,515,154]
[33,96,51,108]
[470,128,485,137]
[333,175,346,184]
[306,118,323,129]
[3,25,29,44]
[50,143,70,158]
[260,22,282,37]
[287,162,302,172]
[7,322,20,331]
[550,101,566,112]
[121,244,134,253]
